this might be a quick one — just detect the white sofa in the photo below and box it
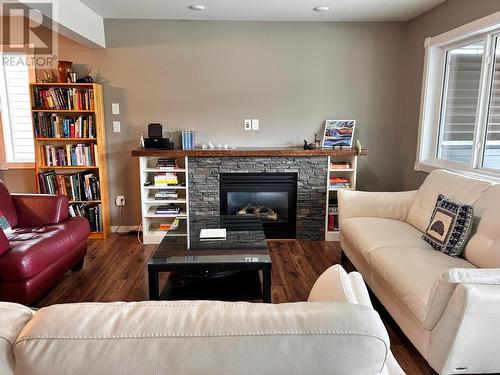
[339,169,500,375]
[0,265,404,375]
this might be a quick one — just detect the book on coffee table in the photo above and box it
[199,228,226,241]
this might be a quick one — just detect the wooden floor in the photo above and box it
[37,236,435,375]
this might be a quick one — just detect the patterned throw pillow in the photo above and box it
[423,194,473,257]
[0,210,12,235]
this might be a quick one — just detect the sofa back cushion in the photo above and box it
[0,303,34,375]
[463,185,500,268]
[13,301,390,375]
[0,181,17,229]
[406,170,491,233]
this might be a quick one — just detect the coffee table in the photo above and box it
[147,216,272,302]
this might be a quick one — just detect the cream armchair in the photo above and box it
[338,169,500,374]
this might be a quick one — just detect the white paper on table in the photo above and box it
[199,228,227,240]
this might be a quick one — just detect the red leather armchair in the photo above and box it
[0,180,89,305]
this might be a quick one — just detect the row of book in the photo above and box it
[330,176,350,189]
[156,158,178,169]
[330,161,351,170]
[155,204,181,215]
[42,144,98,167]
[33,113,96,139]
[181,130,195,150]
[38,170,100,201]
[154,172,178,187]
[327,205,339,231]
[154,189,178,200]
[69,203,103,232]
[32,87,95,111]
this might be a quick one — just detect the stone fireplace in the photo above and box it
[188,157,327,240]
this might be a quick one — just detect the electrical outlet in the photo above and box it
[251,119,259,130]
[115,196,126,206]
[244,119,252,131]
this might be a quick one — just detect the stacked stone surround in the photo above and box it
[188,156,327,240]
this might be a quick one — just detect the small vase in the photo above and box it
[57,61,73,83]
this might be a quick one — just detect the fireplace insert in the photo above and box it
[220,173,297,238]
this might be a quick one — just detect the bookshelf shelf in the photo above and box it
[325,155,358,242]
[30,82,110,239]
[138,156,190,244]
[35,138,97,141]
[32,109,95,113]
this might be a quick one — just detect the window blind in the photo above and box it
[0,53,34,163]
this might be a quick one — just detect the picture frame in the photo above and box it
[321,120,356,148]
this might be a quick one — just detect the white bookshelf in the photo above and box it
[139,156,190,245]
[325,155,358,241]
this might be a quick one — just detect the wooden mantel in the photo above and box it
[131,147,367,157]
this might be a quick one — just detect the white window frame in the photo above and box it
[0,49,35,170]
[416,11,500,182]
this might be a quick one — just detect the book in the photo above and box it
[42,143,97,167]
[33,113,96,138]
[329,176,350,189]
[181,130,195,150]
[38,170,100,202]
[330,161,351,169]
[68,203,102,232]
[200,228,226,241]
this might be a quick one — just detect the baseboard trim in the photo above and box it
[111,225,140,234]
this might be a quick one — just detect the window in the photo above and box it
[417,13,500,180]
[0,52,34,167]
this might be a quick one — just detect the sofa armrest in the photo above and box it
[11,194,69,227]
[445,268,500,285]
[429,283,500,374]
[338,190,417,223]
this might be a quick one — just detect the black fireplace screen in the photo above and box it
[220,173,297,238]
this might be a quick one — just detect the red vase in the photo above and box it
[57,61,73,83]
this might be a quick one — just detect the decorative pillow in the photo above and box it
[0,210,12,235]
[423,194,473,257]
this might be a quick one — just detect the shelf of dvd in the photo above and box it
[30,82,110,239]
[139,157,190,244]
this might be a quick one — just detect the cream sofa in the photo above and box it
[0,265,404,375]
[339,169,500,375]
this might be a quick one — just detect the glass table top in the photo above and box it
[149,216,271,266]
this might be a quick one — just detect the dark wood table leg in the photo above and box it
[262,268,272,303]
[148,267,159,300]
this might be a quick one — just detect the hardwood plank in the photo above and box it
[35,236,435,375]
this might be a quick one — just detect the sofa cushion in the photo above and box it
[0,217,89,281]
[464,185,500,268]
[341,217,432,264]
[406,170,491,233]
[0,181,17,229]
[0,302,34,375]
[370,246,474,326]
[422,194,473,257]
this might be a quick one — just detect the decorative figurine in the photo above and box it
[208,141,215,150]
[355,139,362,154]
[139,132,145,148]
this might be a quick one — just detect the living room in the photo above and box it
[1,0,500,374]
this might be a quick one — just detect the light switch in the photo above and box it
[244,119,252,131]
[112,103,120,115]
[113,121,121,133]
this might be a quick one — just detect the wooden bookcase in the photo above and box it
[30,82,110,239]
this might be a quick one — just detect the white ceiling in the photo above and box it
[80,0,446,22]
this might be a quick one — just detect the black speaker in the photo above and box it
[148,123,163,139]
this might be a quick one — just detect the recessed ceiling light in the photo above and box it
[313,6,329,12]
[188,4,206,11]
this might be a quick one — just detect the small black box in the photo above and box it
[148,123,163,139]
[144,138,174,149]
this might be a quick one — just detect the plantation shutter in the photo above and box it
[0,53,34,163]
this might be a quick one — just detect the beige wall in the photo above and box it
[51,20,407,226]
[397,0,500,189]
[0,170,35,193]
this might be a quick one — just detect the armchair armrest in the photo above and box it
[11,194,69,227]
[429,283,500,374]
[338,190,417,222]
